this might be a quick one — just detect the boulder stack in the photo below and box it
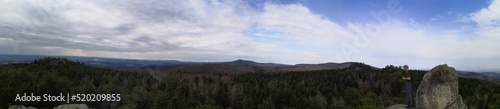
[415,64,467,109]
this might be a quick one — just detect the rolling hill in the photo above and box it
[1,54,499,83]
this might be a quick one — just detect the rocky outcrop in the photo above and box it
[53,104,88,109]
[8,104,88,109]
[415,64,467,109]
[386,104,409,109]
[8,105,37,109]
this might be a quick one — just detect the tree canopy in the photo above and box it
[0,57,498,108]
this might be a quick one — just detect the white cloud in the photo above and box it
[257,3,352,47]
[351,20,500,70]
[470,0,500,27]
[469,0,500,39]
[0,0,499,71]
[347,0,500,71]
[0,0,257,52]
[0,0,353,64]
[429,15,443,22]
[61,1,132,29]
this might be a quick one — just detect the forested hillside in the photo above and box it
[1,57,499,109]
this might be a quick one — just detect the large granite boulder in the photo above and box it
[8,104,88,109]
[8,105,37,109]
[386,104,409,109]
[53,104,88,109]
[415,64,467,109]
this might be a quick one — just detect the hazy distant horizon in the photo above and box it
[1,0,499,72]
[1,53,499,73]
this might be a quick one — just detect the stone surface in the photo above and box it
[386,104,412,109]
[415,64,467,109]
[8,105,37,109]
[53,104,88,109]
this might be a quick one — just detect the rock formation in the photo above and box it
[53,104,88,109]
[8,105,37,109]
[415,64,467,109]
[8,104,88,109]
[386,104,408,109]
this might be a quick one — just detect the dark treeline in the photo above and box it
[0,57,499,109]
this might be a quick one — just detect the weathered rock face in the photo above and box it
[8,105,37,109]
[415,64,467,109]
[386,104,409,109]
[8,104,88,109]
[53,104,88,109]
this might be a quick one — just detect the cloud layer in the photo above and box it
[0,0,499,71]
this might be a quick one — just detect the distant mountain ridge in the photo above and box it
[0,54,355,73]
[456,70,500,83]
[1,54,499,83]
[0,54,200,71]
[173,59,355,74]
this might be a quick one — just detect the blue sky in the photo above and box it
[0,0,499,71]
[301,0,489,29]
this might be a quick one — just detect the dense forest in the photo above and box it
[1,57,499,109]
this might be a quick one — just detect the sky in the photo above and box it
[0,0,499,71]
